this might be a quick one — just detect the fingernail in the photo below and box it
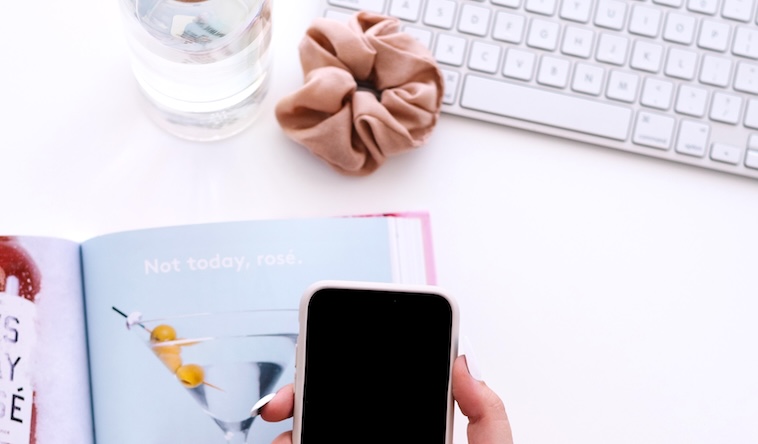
[461,335,484,381]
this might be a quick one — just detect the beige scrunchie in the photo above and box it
[275,12,444,176]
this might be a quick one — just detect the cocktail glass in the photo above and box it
[115,308,298,444]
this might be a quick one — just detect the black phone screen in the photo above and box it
[300,287,455,443]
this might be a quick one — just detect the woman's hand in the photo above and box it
[260,355,514,444]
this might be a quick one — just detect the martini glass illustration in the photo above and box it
[114,307,298,444]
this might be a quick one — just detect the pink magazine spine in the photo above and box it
[352,211,437,285]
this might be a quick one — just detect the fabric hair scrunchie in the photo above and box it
[275,12,444,176]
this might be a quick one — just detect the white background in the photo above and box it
[3,1,758,443]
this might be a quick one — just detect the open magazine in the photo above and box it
[0,212,436,444]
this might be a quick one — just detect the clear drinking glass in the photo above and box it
[118,0,272,141]
[119,308,297,443]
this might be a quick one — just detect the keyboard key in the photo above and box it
[687,0,719,15]
[560,0,593,22]
[492,0,522,8]
[733,27,758,59]
[710,143,743,164]
[537,56,570,88]
[492,11,526,43]
[596,33,629,65]
[665,47,698,80]
[434,33,467,65]
[458,4,491,36]
[468,41,501,73]
[631,40,664,72]
[734,62,758,94]
[562,26,594,58]
[641,78,674,109]
[747,135,758,169]
[633,111,675,150]
[663,12,697,44]
[424,0,457,28]
[710,92,743,124]
[527,18,561,50]
[698,20,731,51]
[699,55,733,87]
[389,0,422,21]
[594,0,628,30]
[572,63,605,95]
[675,84,709,117]
[403,25,433,48]
[654,0,684,6]
[503,48,537,80]
[746,149,758,170]
[525,0,557,16]
[440,69,460,105]
[676,120,710,156]
[606,70,639,103]
[722,0,756,22]
[745,99,758,129]
[460,75,632,140]
[629,4,663,37]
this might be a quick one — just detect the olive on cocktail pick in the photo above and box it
[153,344,183,372]
[150,324,177,342]
[149,324,184,371]
[176,364,205,388]
[111,308,221,390]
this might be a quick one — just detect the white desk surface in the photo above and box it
[3,1,758,443]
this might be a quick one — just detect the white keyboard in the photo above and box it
[318,0,758,180]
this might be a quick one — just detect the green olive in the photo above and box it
[150,324,177,342]
[176,364,204,388]
[153,344,182,372]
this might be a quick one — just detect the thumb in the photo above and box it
[452,355,513,444]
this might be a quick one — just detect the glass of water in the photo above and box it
[119,0,272,141]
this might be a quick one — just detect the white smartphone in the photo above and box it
[293,280,459,444]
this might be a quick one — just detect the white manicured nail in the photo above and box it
[461,335,484,381]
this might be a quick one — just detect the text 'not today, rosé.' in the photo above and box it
[143,252,303,275]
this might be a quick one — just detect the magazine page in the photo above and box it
[80,215,430,444]
[0,236,93,444]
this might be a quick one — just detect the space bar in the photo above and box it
[460,75,632,141]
